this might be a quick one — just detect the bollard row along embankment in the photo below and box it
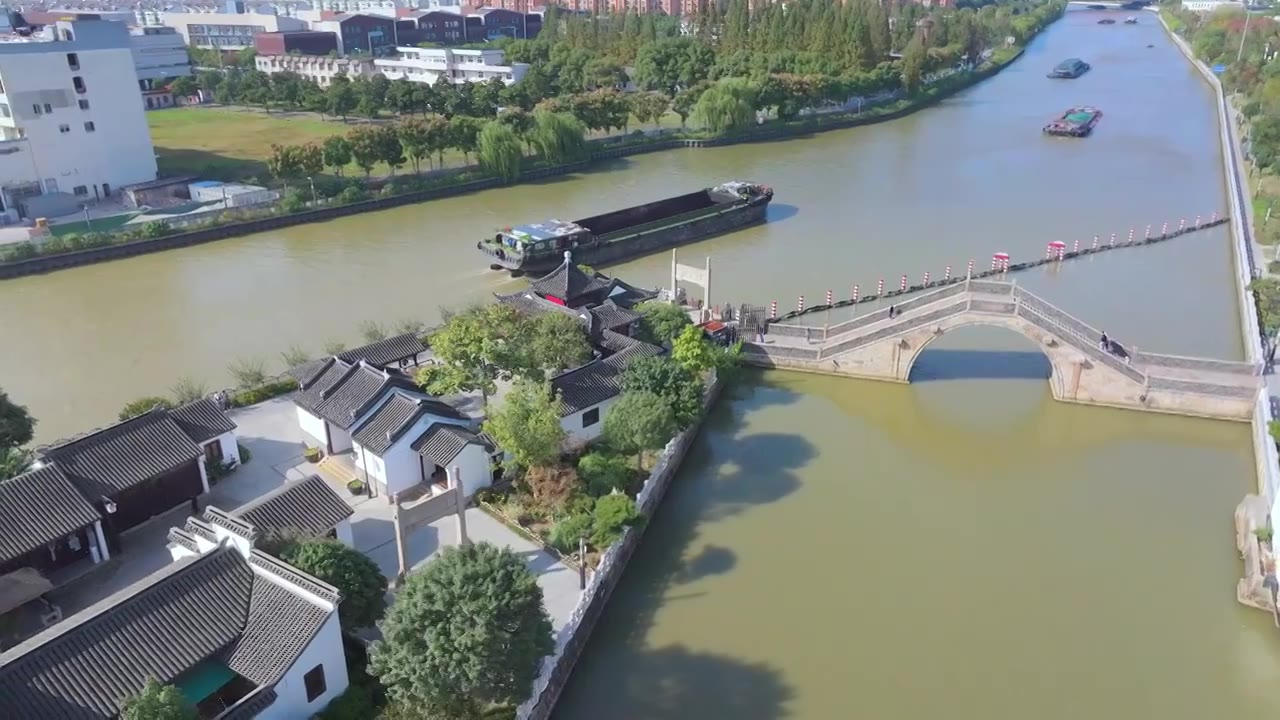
[764,215,1229,325]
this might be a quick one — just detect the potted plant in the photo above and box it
[1256,526,1275,549]
[304,446,322,463]
[347,479,365,496]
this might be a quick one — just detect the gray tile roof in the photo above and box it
[0,546,252,719]
[550,342,663,416]
[411,423,493,467]
[204,507,258,541]
[589,300,641,331]
[293,361,419,431]
[0,465,101,565]
[169,397,237,445]
[230,475,353,539]
[286,358,329,385]
[40,409,203,499]
[351,392,468,455]
[528,256,611,305]
[599,329,646,354]
[338,332,426,368]
[0,543,339,720]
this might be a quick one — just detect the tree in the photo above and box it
[397,118,431,173]
[591,492,641,548]
[388,77,419,116]
[620,355,703,429]
[119,396,174,421]
[498,108,536,154]
[482,378,565,470]
[423,115,451,169]
[635,300,692,345]
[577,451,632,496]
[347,127,381,177]
[266,144,302,187]
[169,75,198,98]
[901,35,927,95]
[369,543,554,718]
[529,311,592,373]
[602,391,677,469]
[0,388,35,450]
[672,81,709,128]
[373,125,405,175]
[693,77,759,134]
[530,111,587,163]
[120,679,196,720]
[326,74,358,121]
[631,92,670,128]
[322,135,353,176]
[296,143,325,179]
[417,303,536,405]
[448,115,484,165]
[283,539,387,629]
[476,120,523,183]
[0,447,30,482]
[671,324,717,374]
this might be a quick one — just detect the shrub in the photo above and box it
[337,186,368,204]
[169,376,208,404]
[237,442,252,464]
[577,452,632,497]
[548,512,593,554]
[305,446,323,463]
[229,377,297,407]
[322,339,348,355]
[280,188,307,213]
[281,344,310,368]
[141,220,172,239]
[227,357,268,388]
[591,493,641,549]
[358,320,388,343]
[119,396,175,420]
[523,465,581,512]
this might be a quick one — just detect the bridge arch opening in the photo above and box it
[904,320,1060,386]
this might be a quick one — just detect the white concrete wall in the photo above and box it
[259,612,349,720]
[334,518,355,547]
[160,13,305,49]
[560,396,617,445]
[329,425,353,453]
[0,23,157,209]
[215,430,242,466]
[297,406,328,450]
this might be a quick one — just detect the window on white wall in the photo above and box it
[304,665,327,702]
[582,407,600,428]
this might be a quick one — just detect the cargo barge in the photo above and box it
[1043,107,1102,137]
[1048,58,1090,79]
[477,181,774,274]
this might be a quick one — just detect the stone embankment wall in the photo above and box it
[514,375,723,720]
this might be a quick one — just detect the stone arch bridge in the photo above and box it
[742,279,1262,421]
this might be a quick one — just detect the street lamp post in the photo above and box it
[82,204,90,232]
[307,176,318,206]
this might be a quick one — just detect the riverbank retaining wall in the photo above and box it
[1159,15,1280,518]
[514,374,724,720]
[0,49,1028,281]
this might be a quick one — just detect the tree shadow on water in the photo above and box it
[552,644,794,720]
[672,544,737,584]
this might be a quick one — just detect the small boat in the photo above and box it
[1044,106,1103,138]
[1086,3,1106,8]
[1147,43,1154,48]
[1098,18,1116,24]
[1124,16,1138,24]
[1048,58,1090,79]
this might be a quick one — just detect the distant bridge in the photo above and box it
[743,279,1261,421]
[1066,1,1152,9]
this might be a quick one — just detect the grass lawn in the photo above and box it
[147,105,471,182]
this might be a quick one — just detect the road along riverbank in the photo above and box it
[0,46,1043,281]
[1158,10,1280,615]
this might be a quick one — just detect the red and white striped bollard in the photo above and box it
[1211,211,1218,223]
[967,259,974,278]
[1092,235,1099,250]
[1195,215,1201,227]
[770,300,777,319]
[1073,239,1079,254]
[1146,224,1152,239]
[826,289,833,306]
[877,279,884,296]
[798,295,805,312]
[1109,233,1116,246]
[944,265,952,281]
[900,274,907,291]
[923,271,930,285]
[1179,218,1185,231]
[1128,228,1134,242]
[1162,221,1168,235]
[853,285,859,303]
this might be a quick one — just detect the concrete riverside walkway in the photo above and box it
[746,279,1261,420]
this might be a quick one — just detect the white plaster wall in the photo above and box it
[453,443,493,498]
[334,518,354,547]
[296,407,328,449]
[559,396,617,444]
[214,431,241,465]
[259,612,349,720]
[381,435,420,498]
[329,425,353,453]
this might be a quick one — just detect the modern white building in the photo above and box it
[0,19,157,220]
[374,46,529,85]
[255,54,377,86]
[161,11,307,49]
[129,25,193,109]
[1179,0,1244,12]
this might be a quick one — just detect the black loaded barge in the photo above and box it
[1048,58,1090,79]
[477,181,774,274]
[1044,107,1102,137]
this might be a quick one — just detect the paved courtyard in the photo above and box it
[53,396,581,637]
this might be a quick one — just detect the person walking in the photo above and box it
[888,305,897,319]
[1100,331,1110,352]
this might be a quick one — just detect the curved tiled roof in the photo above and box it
[231,475,353,540]
[40,409,202,498]
[169,397,237,445]
[411,423,493,467]
[0,465,101,565]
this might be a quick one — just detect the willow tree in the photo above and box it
[692,77,759,134]
[530,110,588,164]
[477,121,523,183]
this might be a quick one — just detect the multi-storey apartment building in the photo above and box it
[129,25,193,109]
[161,11,306,50]
[254,54,377,86]
[373,46,528,85]
[0,19,157,219]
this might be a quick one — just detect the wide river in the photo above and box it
[2,8,1279,716]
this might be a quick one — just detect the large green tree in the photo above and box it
[603,391,678,469]
[283,539,387,629]
[120,679,196,720]
[529,312,593,374]
[635,300,692,345]
[416,304,536,406]
[0,388,34,452]
[482,378,565,470]
[620,355,703,429]
[476,121,523,183]
[369,543,554,718]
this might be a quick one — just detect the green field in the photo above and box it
[147,106,468,182]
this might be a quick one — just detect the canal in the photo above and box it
[1,7,1277,715]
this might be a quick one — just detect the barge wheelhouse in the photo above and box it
[1048,58,1090,79]
[477,181,774,274]
[1043,107,1102,138]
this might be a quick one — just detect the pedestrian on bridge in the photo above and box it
[889,304,898,319]
[1100,331,1110,352]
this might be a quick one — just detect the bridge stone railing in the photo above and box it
[1147,376,1260,399]
[824,307,891,338]
[1016,303,1149,384]
[967,279,1016,296]
[968,299,1017,315]
[742,342,820,361]
[819,302,967,359]
[1132,351,1261,377]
